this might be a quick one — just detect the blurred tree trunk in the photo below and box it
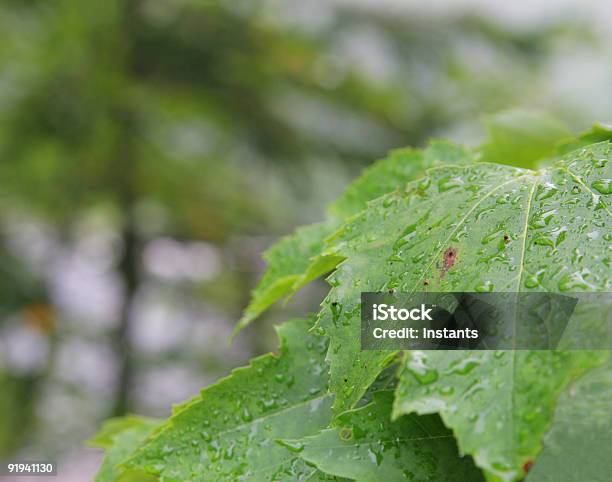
[110,0,142,418]
[112,217,138,416]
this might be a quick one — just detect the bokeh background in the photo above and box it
[0,0,611,480]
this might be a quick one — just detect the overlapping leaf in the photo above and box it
[285,390,483,482]
[233,141,474,336]
[393,350,606,481]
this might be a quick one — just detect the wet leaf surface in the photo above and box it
[286,390,484,482]
[98,138,612,482]
[393,350,605,482]
[319,142,610,414]
[123,318,334,481]
[315,142,610,479]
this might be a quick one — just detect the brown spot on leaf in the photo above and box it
[503,234,510,243]
[523,460,534,474]
[423,280,429,286]
[440,247,458,277]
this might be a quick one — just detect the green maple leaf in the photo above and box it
[316,141,610,479]
[320,141,610,412]
[118,318,335,481]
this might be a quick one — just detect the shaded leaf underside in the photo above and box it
[287,390,483,482]
[393,350,605,481]
[526,359,612,482]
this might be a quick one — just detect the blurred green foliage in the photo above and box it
[0,0,589,234]
[0,373,38,455]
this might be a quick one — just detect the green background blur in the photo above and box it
[0,0,611,479]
